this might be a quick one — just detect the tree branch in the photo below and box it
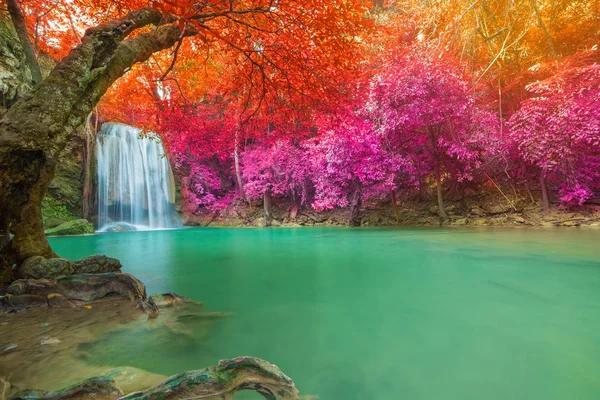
[7,0,43,85]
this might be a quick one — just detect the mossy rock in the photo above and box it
[45,219,95,236]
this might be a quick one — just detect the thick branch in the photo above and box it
[7,0,43,85]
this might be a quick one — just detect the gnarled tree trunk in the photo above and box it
[0,8,188,285]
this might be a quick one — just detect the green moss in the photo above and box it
[45,219,95,236]
[42,196,74,228]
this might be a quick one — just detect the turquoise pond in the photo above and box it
[49,227,600,399]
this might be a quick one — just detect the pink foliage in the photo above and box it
[366,46,498,187]
[509,62,600,205]
[308,111,403,210]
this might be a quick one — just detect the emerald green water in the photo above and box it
[50,227,600,399]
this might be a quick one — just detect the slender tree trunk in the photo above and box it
[7,0,43,85]
[540,168,550,211]
[349,188,362,226]
[434,161,448,220]
[263,189,273,227]
[391,190,400,225]
[82,112,97,221]
[234,132,247,203]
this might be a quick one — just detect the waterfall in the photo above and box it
[97,123,180,232]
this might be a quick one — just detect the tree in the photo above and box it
[308,110,401,225]
[366,46,498,220]
[242,139,312,224]
[0,0,370,284]
[509,52,600,208]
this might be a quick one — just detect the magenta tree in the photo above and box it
[509,58,600,208]
[307,111,403,225]
[366,47,498,219]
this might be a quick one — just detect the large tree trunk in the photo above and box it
[0,8,188,284]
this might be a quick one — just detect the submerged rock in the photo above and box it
[0,376,10,400]
[149,293,189,308]
[8,377,122,400]
[45,219,95,236]
[40,337,61,346]
[0,344,17,356]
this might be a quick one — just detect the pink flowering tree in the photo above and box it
[366,47,498,219]
[308,111,404,225]
[509,58,600,209]
[241,139,312,224]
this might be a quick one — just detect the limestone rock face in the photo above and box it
[73,255,122,274]
[19,255,122,280]
[19,257,75,280]
[3,273,158,317]
[44,219,95,236]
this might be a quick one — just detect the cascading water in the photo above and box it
[97,123,180,232]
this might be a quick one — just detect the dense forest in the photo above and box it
[1,0,599,234]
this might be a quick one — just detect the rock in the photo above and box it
[47,293,76,308]
[45,219,95,236]
[0,294,48,311]
[40,337,61,346]
[451,218,469,226]
[0,344,17,356]
[73,255,122,274]
[19,257,75,280]
[150,293,189,308]
[6,273,159,317]
[9,377,122,400]
[428,205,439,215]
[562,220,580,227]
[0,376,10,400]
[514,216,526,224]
[105,367,168,394]
[255,217,267,227]
[485,204,511,215]
[470,206,486,216]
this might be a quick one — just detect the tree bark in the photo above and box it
[434,161,448,220]
[7,0,43,85]
[349,188,362,226]
[391,190,400,225]
[0,8,189,284]
[540,168,550,211]
[263,189,273,227]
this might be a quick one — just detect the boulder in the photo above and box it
[150,293,189,308]
[73,255,122,274]
[0,344,17,356]
[5,273,159,317]
[484,204,511,215]
[470,206,486,216]
[514,216,526,224]
[47,293,76,308]
[19,257,75,280]
[452,218,470,226]
[45,219,94,236]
